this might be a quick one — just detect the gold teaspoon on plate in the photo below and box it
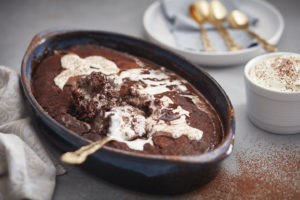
[228,10,278,52]
[61,137,114,164]
[189,0,215,52]
[209,0,243,51]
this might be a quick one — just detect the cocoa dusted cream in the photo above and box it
[32,44,224,155]
[248,54,300,92]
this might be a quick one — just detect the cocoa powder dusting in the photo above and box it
[252,55,300,92]
[272,57,299,91]
[187,144,300,199]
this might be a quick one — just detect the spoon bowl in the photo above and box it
[209,0,227,23]
[189,0,215,51]
[208,0,242,51]
[193,0,210,22]
[228,10,249,29]
[228,10,277,52]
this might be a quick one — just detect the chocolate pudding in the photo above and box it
[32,44,224,155]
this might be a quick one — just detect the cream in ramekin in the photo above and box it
[244,52,300,134]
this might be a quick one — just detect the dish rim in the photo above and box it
[21,28,235,164]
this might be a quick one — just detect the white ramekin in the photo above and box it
[244,52,300,134]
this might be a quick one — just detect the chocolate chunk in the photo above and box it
[70,90,98,122]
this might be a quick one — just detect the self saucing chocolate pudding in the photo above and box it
[32,44,224,155]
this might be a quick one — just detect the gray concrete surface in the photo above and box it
[0,0,299,199]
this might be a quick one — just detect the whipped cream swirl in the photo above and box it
[249,55,300,92]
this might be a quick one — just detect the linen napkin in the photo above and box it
[0,66,65,200]
[161,0,258,51]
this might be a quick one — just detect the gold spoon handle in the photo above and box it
[215,24,243,51]
[61,137,114,164]
[199,24,215,52]
[246,29,278,52]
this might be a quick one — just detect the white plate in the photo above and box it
[143,0,284,67]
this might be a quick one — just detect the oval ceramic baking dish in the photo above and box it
[20,29,235,194]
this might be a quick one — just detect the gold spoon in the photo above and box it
[228,10,278,52]
[61,137,114,164]
[189,0,215,51]
[209,0,243,51]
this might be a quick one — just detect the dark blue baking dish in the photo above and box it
[21,29,235,194]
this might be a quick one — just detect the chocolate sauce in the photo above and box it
[32,44,224,155]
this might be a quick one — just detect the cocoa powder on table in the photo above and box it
[188,144,300,199]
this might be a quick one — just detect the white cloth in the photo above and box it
[0,66,64,200]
